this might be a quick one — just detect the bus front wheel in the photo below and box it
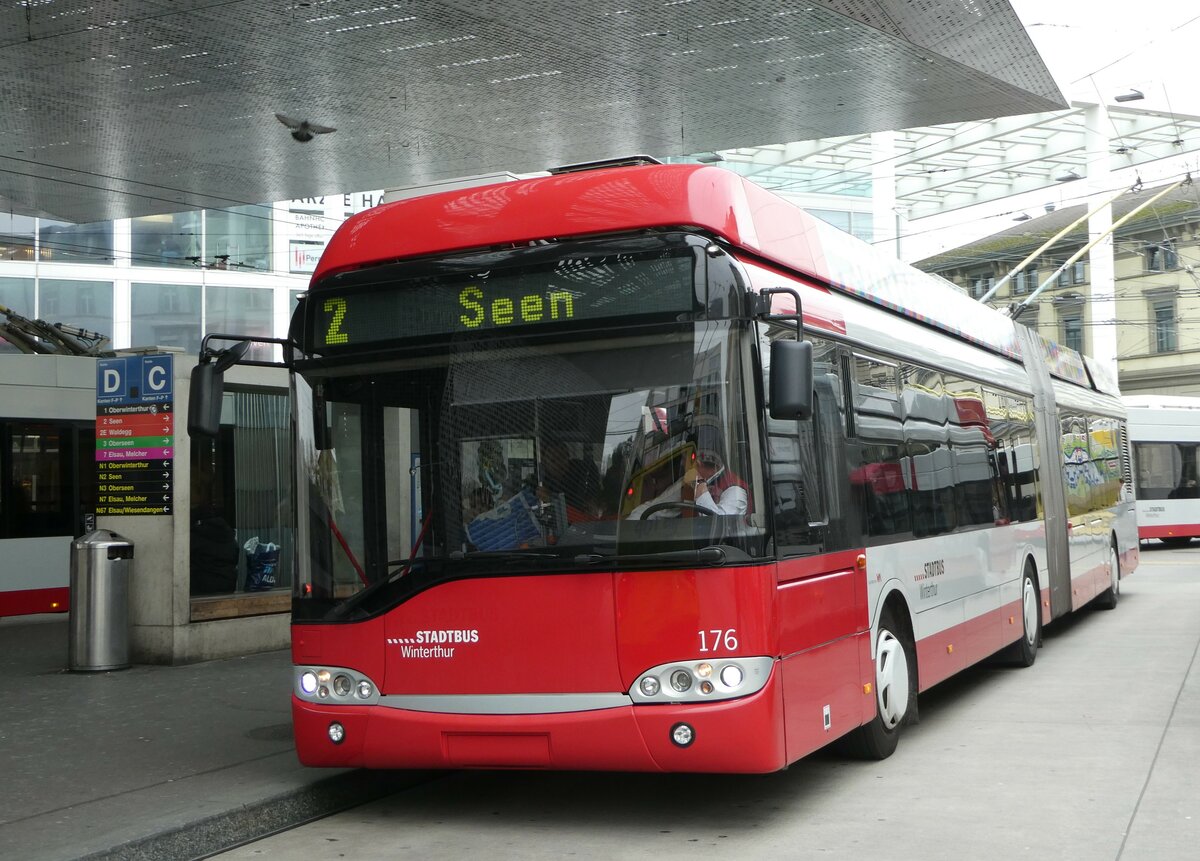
[840,606,916,760]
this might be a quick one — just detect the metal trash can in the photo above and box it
[68,530,134,672]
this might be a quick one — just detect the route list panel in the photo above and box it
[95,354,174,516]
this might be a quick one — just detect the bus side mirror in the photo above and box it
[187,340,249,437]
[769,339,813,421]
[188,362,224,437]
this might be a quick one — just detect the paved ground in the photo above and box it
[215,545,1200,860]
[2,544,1196,861]
[0,615,424,861]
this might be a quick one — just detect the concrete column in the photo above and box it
[1085,103,1118,376]
[872,130,899,258]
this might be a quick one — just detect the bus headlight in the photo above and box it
[669,669,692,693]
[295,666,380,705]
[300,671,318,695]
[629,657,773,704]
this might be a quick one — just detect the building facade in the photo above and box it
[0,194,383,652]
[916,183,1200,396]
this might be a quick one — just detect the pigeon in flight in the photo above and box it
[275,112,337,142]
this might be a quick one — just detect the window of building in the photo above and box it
[809,209,875,244]
[131,212,201,268]
[131,283,203,352]
[1144,240,1178,272]
[1057,260,1086,287]
[971,275,995,299]
[1061,313,1084,353]
[205,286,274,361]
[190,388,293,603]
[0,277,35,353]
[205,204,272,271]
[1153,299,1177,353]
[1013,267,1037,295]
[38,219,114,265]
[37,280,114,337]
[0,213,36,262]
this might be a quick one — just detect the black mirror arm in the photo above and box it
[198,333,296,370]
[755,287,804,340]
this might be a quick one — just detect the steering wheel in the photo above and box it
[638,501,713,519]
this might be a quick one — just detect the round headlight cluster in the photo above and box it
[296,666,378,704]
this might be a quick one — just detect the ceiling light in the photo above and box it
[1013,213,1032,221]
[1055,170,1082,182]
[692,152,725,163]
[1114,89,1144,103]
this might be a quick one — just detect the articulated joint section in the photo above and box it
[295,665,380,705]
[630,656,773,704]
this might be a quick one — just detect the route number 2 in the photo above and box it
[698,629,738,652]
[324,297,349,345]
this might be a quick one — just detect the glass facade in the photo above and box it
[205,204,272,271]
[0,277,35,353]
[38,279,114,335]
[190,388,293,597]
[131,211,202,268]
[0,213,36,263]
[131,282,203,353]
[206,285,273,360]
[38,219,114,265]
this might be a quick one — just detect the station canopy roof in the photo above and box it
[719,103,1200,219]
[0,0,1063,224]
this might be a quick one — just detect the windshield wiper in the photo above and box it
[448,550,561,562]
[574,545,727,567]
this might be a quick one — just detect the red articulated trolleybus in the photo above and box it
[190,158,1138,772]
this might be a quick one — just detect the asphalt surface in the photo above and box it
[0,615,424,861]
[2,544,1196,861]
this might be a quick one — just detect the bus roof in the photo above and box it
[312,163,1033,365]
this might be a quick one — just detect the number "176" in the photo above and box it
[698,629,738,652]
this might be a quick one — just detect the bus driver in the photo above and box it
[681,428,748,516]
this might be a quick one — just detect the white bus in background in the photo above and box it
[1125,395,1200,545]
[0,355,97,617]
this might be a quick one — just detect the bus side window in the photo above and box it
[851,353,910,541]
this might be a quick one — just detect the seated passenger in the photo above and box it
[537,439,602,521]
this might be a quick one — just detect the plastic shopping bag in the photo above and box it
[243,536,281,591]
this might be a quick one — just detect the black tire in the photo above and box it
[1095,542,1120,610]
[998,563,1041,667]
[839,605,916,760]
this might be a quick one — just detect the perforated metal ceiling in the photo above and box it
[0,0,1062,223]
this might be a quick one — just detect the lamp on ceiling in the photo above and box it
[692,152,726,164]
[1055,169,1082,182]
[1013,212,1032,221]
[1114,89,1144,103]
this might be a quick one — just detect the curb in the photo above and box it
[77,770,436,861]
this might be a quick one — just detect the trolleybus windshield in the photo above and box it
[292,235,768,621]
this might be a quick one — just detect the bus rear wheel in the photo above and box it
[998,564,1041,667]
[840,606,915,760]
[1095,542,1120,610]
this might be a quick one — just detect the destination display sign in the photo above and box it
[95,355,175,516]
[305,253,697,353]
